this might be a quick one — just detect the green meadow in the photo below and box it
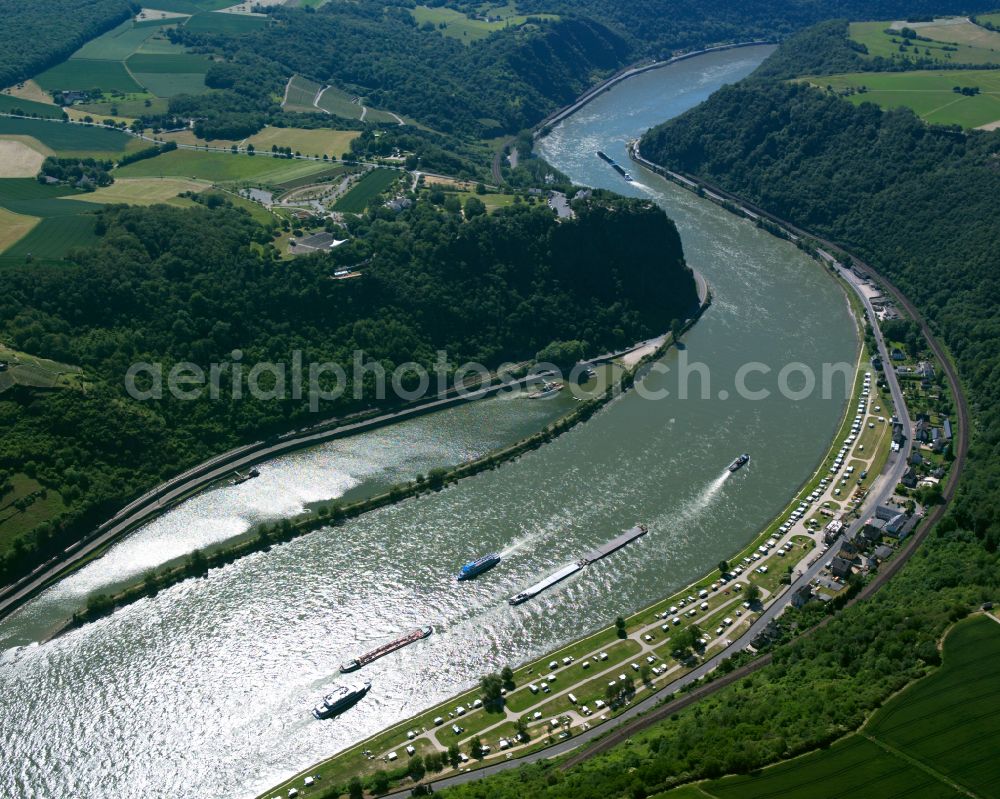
[0,117,133,155]
[0,95,62,119]
[332,168,400,212]
[116,148,335,184]
[410,3,558,44]
[849,19,1000,67]
[809,70,1000,128]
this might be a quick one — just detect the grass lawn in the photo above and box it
[0,117,132,154]
[244,127,359,158]
[807,70,1000,128]
[849,20,1000,67]
[0,474,69,555]
[333,167,401,212]
[36,59,143,94]
[679,615,1000,799]
[66,177,209,205]
[0,95,62,119]
[116,148,334,184]
[410,3,558,44]
[0,207,40,251]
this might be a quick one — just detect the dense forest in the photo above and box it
[0,194,695,586]
[0,0,131,89]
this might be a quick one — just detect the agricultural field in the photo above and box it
[115,148,335,184]
[0,94,63,119]
[0,117,133,156]
[849,19,1000,66]
[138,0,233,12]
[35,59,143,94]
[184,11,268,33]
[66,177,209,206]
[282,76,322,113]
[332,167,400,212]
[917,17,1000,51]
[244,127,358,158]
[131,72,209,96]
[0,214,100,262]
[0,179,101,259]
[807,70,1000,128]
[0,139,49,177]
[410,3,558,43]
[0,207,39,249]
[672,615,1000,799]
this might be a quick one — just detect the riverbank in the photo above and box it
[47,291,711,640]
[256,269,873,799]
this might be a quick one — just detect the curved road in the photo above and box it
[377,172,967,797]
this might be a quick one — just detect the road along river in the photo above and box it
[0,44,859,799]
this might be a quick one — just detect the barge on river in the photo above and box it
[340,626,433,673]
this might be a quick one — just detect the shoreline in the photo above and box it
[38,282,711,641]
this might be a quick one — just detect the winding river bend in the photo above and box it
[0,45,858,799]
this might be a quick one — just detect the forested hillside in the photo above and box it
[0,0,131,89]
[0,194,695,586]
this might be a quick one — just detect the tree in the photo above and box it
[371,770,390,794]
[246,143,255,155]
[407,753,425,781]
[671,318,683,342]
[718,559,729,574]
[500,665,515,689]
[348,776,364,799]
[480,672,503,707]
[447,743,461,768]
[469,735,483,759]
[746,584,762,606]
[515,715,530,741]
[615,616,627,638]
[464,196,486,218]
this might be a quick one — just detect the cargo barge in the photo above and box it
[508,524,648,605]
[340,625,433,673]
[596,150,633,182]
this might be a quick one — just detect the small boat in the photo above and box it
[728,453,750,473]
[231,467,260,485]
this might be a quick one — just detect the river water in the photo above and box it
[0,45,858,799]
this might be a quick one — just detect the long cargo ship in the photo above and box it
[596,150,633,182]
[456,553,501,581]
[340,625,433,673]
[508,524,648,605]
[312,680,370,719]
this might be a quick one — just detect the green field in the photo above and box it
[184,12,268,34]
[410,3,558,43]
[132,72,209,97]
[333,168,400,212]
[976,12,1000,28]
[0,117,132,155]
[70,19,165,61]
[35,59,143,93]
[283,75,321,113]
[136,0,232,12]
[675,616,1000,799]
[0,95,62,119]
[849,19,1000,67]
[125,53,213,74]
[116,148,335,184]
[315,84,364,119]
[809,70,1000,128]
[0,214,99,261]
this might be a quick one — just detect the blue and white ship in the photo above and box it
[456,553,501,581]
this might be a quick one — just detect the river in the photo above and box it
[0,44,859,799]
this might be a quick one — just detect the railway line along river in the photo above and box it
[0,44,860,799]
